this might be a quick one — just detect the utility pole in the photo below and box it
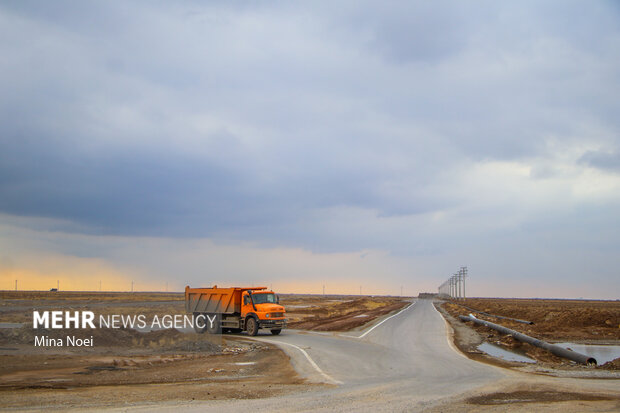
[437,266,469,300]
[461,266,468,300]
[451,276,455,298]
[454,272,458,300]
[452,273,459,299]
[453,275,457,298]
[454,275,457,298]
[453,276,457,298]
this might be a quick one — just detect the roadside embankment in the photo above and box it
[445,298,620,342]
[436,299,620,375]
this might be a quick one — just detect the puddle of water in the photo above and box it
[478,342,536,363]
[234,361,256,365]
[554,343,620,365]
[353,314,368,318]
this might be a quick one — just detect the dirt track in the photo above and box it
[283,295,408,331]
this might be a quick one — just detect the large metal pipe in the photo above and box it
[459,314,597,366]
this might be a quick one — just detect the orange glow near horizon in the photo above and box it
[0,249,413,294]
[1,269,131,291]
[0,272,400,295]
[0,253,145,292]
[1,268,410,295]
[0,267,598,299]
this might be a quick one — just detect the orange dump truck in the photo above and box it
[185,285,287,336]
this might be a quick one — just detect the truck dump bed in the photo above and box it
[185,286,266,314]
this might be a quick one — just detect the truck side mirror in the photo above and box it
[276,295,279,304]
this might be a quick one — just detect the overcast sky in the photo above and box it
[1,1,619,298]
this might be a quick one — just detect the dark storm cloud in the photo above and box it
[0,0,619,253]
[579,150,620,172]
[0,130,447,240]
[0,136,242,235]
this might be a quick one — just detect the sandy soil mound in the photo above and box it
[599,357,620,370]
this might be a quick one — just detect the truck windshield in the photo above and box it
[251,293,276,304]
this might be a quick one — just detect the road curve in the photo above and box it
[142,299,505,412]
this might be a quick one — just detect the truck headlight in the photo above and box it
[266,313,271,318]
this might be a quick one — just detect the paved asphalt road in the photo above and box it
[144,299,508,412]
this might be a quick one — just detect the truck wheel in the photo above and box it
[246,317,258,336]
[206,313,221,334]
[270,329,281,335]
[194,313,208,334]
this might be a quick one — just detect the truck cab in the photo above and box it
[241,290,286,335]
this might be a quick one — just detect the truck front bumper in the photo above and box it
[258,319,287,329]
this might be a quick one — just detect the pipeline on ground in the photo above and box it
[459,314,597,366]
[458,304,534,325]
